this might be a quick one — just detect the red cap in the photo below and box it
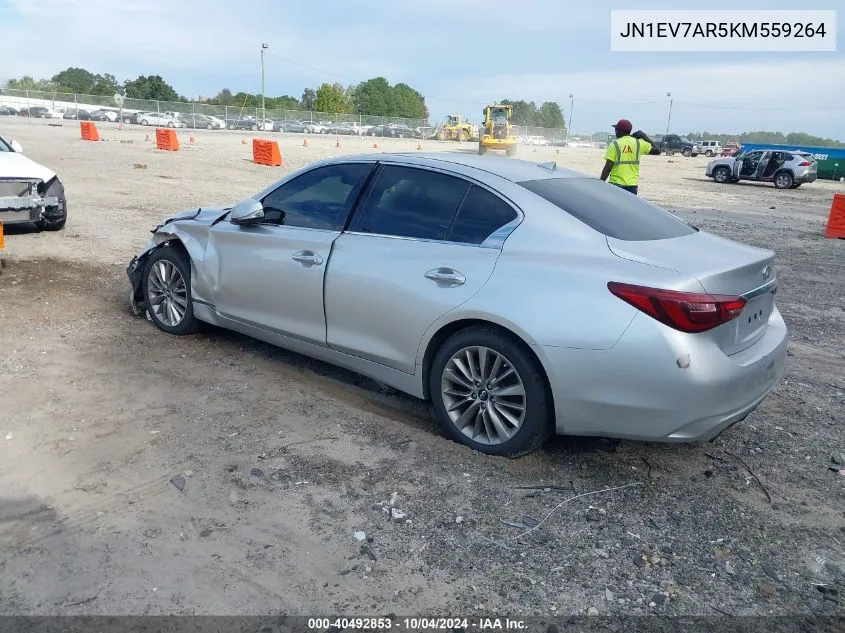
[612,119,632,132]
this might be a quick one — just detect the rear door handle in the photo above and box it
[291,251,323,266]
[425,267,466,287]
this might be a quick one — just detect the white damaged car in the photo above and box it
[0,135,67,231]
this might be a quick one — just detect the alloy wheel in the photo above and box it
[147,260,188,327]
[440,346,526,446]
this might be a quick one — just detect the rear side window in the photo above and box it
[351,165,469,240]
[448,185,518,244]
[519,177,696,241]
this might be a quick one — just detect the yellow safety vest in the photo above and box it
[605,136,651,186]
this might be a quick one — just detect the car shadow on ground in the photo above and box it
[0,222,42,236]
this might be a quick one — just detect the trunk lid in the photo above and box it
[607,231,777,355]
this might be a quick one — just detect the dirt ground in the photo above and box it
[1,118,844,618]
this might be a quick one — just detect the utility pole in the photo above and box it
[261,43,268,126]
[665,92,673,137]
[566,94,574,146]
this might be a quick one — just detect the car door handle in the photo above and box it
[291,251,323,266]
[425,268,466,287]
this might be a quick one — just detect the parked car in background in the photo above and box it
[527,136,551,146]
[63,108,92,121]
[0,134,68,231]
[721,142,741,157]
[0,106,19,115]
[275,119,309,133]
[89,109,120,122]
[179,113,224,129]
[138,112,183,127]
[369,123,415,138]
[328,122,359,135]
[226,117,260,130]
[654,134,697,157]
[706,149,817,189]
[126,152,788,457]
[303,121,330,134]
[17,106,52,118]
[698,140,721,157]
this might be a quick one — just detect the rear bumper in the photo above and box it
[536,306,789,442]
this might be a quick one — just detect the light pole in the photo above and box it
[566,94,573,146]
[260,43,268,126]
[665,91,673,137]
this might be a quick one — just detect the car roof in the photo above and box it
[322,151,586,182]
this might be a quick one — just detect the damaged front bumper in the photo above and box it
[0,178,64,225]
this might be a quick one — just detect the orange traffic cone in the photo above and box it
[416,144,422,150]
[335,136,341,148]
[825,193,845,239]
[145,132,150,142]
[241,137,247,145]
[373,142,379,149]
[303,137,309,147]
[189,133,195,145]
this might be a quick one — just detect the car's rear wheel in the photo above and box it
[251,124,258,131]
[774,171,794,189]
[705,150,714,157]
[682,147,692,157]
[429,326,551,456]
[713,166,731,183]
[141,119,149,126]
[142,247,199,336]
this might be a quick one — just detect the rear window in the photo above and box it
[518,177,697,241]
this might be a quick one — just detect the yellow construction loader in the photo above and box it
[478,104,517,156]
[436,115,477,142]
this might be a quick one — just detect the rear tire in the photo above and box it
[774,171,794,189]
[705,150,714,157]
[429,325,552,457]
[682,147,692,157]
[142,246,199,336]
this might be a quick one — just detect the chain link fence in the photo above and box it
[0,88,594,145]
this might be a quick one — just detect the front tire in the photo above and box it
[713,166,731,183]
[142,247,199,336]
[429,326,551,456]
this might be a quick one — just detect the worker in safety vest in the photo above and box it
[600,118,661,195]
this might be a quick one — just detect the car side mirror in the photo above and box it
[229,199,265,226]
[10,139,23,153]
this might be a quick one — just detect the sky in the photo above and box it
[1,0,843,138]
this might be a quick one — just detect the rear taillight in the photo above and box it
[799,161,811,166]
[608,282,746,333]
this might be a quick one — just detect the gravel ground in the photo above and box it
[1,118,844,618]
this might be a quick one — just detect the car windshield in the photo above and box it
[0,137,11,152]
[680,137,693,144]
[519,177,697,241]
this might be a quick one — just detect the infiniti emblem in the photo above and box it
[761,265,772,279]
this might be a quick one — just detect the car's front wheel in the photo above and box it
[429,326,551,456]
[142,247,199,336]
[713,166,731,183]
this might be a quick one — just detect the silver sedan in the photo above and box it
[126,152,788,456]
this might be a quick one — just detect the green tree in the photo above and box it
[390,82,428,120]
[350,77,392,116]
[123,75,182,101]
[536,101,565,129]
[500,99,539,126]
[51,67,96,93]
[300,88,317,110]
[313,82,350,114]
[267,95,300,110]
[208,88,235,106]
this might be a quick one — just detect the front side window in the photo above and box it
[351,165,470,240]
[261,163,371,230]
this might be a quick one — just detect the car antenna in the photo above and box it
[538,161,557,172]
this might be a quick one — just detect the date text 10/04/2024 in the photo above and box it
[307,618,528,630]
